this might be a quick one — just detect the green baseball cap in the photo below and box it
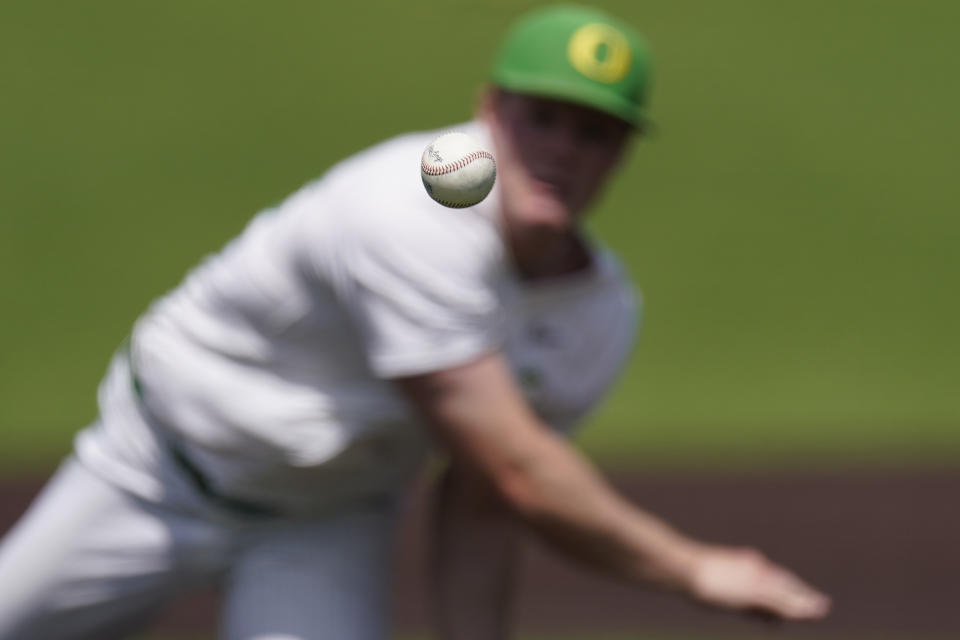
[490,4,652,126]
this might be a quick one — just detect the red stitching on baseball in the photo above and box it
[434,199,474,208]
[421,150,495,176]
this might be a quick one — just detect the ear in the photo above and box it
[474,84,500,122]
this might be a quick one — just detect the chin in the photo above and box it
[517,192,575,232]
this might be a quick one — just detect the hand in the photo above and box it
[686,545,831,621]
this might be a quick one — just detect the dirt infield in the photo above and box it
[2,468,958,638]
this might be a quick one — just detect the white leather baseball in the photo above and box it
[420,132,496,208]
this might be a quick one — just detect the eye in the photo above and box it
[578,122,610,143]
[528,104,557,130]
[577,118,630,147]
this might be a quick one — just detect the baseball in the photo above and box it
[420,132,496,208]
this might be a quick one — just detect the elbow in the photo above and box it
[490,456,547,523]
[480,428,569,524]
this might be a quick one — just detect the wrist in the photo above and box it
[639,531,708,593]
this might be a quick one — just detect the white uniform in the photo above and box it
[0,121,637,640]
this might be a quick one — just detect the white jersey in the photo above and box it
[76,121,638,515]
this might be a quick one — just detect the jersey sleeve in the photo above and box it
[334,208,509,379]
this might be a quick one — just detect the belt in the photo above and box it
[126,346,281,518]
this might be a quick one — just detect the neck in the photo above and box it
[507,227,594,281]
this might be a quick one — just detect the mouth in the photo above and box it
[530,172,570,199]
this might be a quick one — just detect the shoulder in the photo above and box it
[586,247,640,337]
[315,122,506,280]
[592,247,638,307]
[321,120,493,216]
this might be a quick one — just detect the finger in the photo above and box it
[758,568,832,619]
[743,606,785,627]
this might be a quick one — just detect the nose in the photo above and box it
[543,118,580,168]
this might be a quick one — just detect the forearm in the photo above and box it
[402,355,701,594]
[399,354,830,621]
[496,427,702,592]
[452,428,830,621]
[431,466,521,640]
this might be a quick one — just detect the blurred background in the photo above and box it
[1,1,958,638]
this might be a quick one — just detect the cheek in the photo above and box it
[588,145,623,177]
[513,129,553,165]
[580,152,617,185]
[571,152,620,203]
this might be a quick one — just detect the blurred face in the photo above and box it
[481,88,633,233]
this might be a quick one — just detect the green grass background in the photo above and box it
[2,0,958,472]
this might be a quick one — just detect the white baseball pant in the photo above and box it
[0,455,398,640]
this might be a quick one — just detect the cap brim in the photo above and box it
[493,69,649,128]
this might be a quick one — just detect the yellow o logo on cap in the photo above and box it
[567,23,632,83]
